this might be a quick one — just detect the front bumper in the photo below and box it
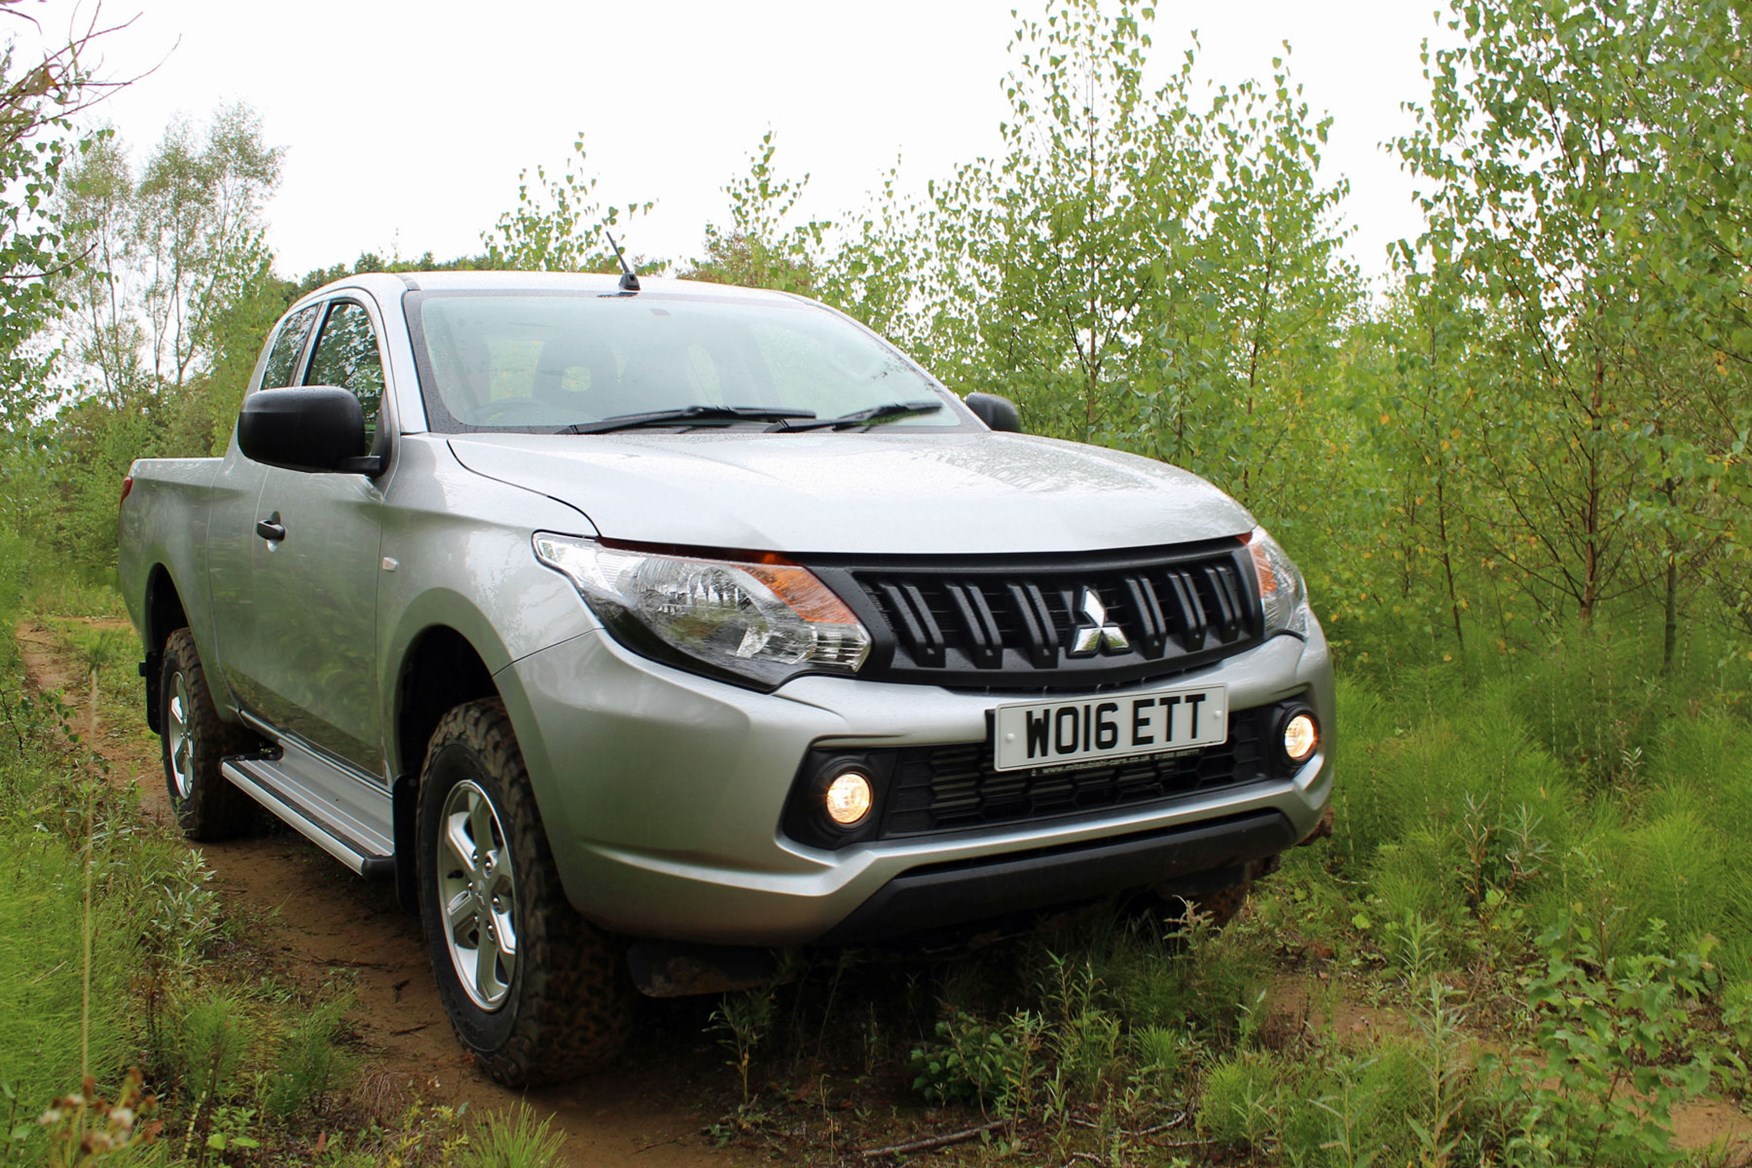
[496,621,1335,947]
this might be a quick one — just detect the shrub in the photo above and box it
[1477,924,1713,1168]
[1196,1049,1285,1151]
[262,997,354,1121]
[457,1105,568,1168]
[907,1008,1044,1112]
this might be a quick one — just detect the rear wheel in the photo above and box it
[159,628,255,840]
[417,698,630,1086]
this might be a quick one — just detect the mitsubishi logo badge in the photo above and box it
[1067,587,1130,656]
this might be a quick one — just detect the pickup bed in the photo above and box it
[120,270,1335,1085]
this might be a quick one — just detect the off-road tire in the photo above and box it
[417,698,630,1087]
[159,628,255,841]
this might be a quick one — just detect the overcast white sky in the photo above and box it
[55,1,1447,283]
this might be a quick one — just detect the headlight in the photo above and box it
[1247,527,1309,637]
[533,534,871,686]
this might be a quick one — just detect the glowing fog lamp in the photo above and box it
[1282,711,1319,765]
[824,771,874,827]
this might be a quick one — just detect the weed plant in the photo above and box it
[0,523,363,1166]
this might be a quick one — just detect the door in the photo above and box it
[244,298,391,772]
[212,303,321,707]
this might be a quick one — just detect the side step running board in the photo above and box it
[222,755,395,879]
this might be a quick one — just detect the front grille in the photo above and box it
[877,705,1273,837]
[811,540,1262,689]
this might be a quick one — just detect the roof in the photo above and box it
[300,269,802,306]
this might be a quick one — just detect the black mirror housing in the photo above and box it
[237,386,378,474]
[965,392,1022,433]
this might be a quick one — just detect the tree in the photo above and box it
[686,130,823,295]
[1137,52,1358,515]
[480,132,651,273]
[926,0,1202,445]
[0,2,130,535]
[917,0,1356,544]
[56,104,281,405]
[0,2,126,418]
[43,105,281,567]
[1396,0,1746,657]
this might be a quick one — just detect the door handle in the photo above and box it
[256,513,286,542]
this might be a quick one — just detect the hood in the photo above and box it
[447,430,1254,557]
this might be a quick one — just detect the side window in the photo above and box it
[306,301,387,442]
[260,305,319,389]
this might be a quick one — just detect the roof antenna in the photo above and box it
[605,231,640,292]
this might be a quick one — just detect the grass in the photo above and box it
[691,607,1752,1167]
[5,515,1751,1166]
[0,539,592,1168]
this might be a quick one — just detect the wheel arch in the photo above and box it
[389,624,498,911]
[141,564,190,734]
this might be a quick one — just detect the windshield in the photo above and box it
[408,291,963,433]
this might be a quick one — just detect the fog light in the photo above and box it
[1283,712,1318,764]
[824,771,873,827]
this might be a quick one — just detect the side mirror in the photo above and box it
[238,386,380,474]
[964,392,1022,433]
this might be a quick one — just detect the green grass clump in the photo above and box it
[1196,1048,1285,1151]
[457,1105,568,1168]
[0,825,131,1135]
[261,997,354,1121]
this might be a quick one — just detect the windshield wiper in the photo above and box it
[778,399,945,432]
[561,405,817,435]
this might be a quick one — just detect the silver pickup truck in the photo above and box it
[119,270,1335,1085]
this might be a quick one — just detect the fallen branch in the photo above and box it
[1070,1110,1188,1138]
[859,1118,1009,1159]
[1150,1135,1219,1151]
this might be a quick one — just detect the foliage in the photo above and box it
[57,104,281,403]
[687,130,823,294]
[710,989,774,1107]
[1479,924,1715,1167]
[1392,0,1748,654]
[453,1105,567,1168]
[35,104,282,572]
[260,997,353,1121]
[479,131,651,273]
[0,3,118,533]
[907,1008,1044,1112]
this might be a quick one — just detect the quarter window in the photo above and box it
[260,305,319,389]
[307,301,386,441]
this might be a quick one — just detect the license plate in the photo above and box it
[992,684,1228,772]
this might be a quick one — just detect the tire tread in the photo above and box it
[161,628,255,841]
[421,698,629,1086]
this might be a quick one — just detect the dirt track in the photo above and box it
[19,620,748,1168]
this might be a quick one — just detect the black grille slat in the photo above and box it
[1165,569,1209,651]
[878,707,1273,837]
[880,581,947,668]
[1007,582,1061,669]
[1204,562,1246,641]
[1124,574,1170,658]
[837,543,1263,690]
[945,581,1004,669]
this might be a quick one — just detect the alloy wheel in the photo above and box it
[437,779,519,1010]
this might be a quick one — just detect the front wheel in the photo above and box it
[159,628,254,840]
[417,698,630,1086]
